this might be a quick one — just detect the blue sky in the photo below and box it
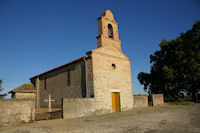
[0,0,200,97]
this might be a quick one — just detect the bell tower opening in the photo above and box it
[108,24,113,38]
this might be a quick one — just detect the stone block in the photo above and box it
[133,95,148,107]
[152,94,164,106]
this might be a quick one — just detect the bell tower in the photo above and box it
[92,10,134,113]
[97,10,121,50]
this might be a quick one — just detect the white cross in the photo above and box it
[44,94,55,112]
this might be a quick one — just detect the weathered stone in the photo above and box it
[31,58,94,108]
[91,9,133,113]
[13,93,35,99]
[0,99,35,126]
[152,94,164,106]
[133,95,148,107]
[63,98,94,119]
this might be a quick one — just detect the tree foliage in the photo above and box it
[0,79,6,99]
[138,21,200,102]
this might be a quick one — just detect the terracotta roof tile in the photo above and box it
[9,84,36,93]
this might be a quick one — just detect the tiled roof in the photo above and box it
[9,84,36,93]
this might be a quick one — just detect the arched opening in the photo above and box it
[108,24,113,38]
[112,64,116,69]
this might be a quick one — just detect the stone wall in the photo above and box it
[63,98,94,119]
[31,58,94,109]
[85,57,94,97]
[91,45,133,114]
[13,92,35,99]
[39,62,83,108]
[133,95,148,107]
[91,10,133,114]
[152,94,164,106]
[0,99,35,126]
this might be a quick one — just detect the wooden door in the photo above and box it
[112,92,120,112]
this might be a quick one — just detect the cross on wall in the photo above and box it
[44,94,55,112]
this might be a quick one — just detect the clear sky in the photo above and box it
[0,0,200,97]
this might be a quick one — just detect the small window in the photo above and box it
[108,24,113,38]
[44,76,47,90]
[67,70,70,85]
[112,64,116,69]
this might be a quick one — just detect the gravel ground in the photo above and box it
[1,104,200,133]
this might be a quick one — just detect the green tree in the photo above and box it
[138,21,200,102]
[0,79,7,99]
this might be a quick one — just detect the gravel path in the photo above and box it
[1,104,200,133]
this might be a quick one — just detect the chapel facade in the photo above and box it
[30,9,133,112]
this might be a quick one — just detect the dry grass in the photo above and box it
[167,102,194,105]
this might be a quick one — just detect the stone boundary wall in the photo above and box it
[63,98,94,119]
[152,94,164,106]
[0,99,35,126]
[133,95,148,107]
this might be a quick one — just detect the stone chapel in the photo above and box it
[30,9,133,113]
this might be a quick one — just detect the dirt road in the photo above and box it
[1,104,200,133]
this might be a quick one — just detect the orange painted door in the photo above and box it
[112,92,120,112]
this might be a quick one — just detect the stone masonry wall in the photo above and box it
[133,95,148,107]
[92,46,133,114]
[38,61,83,108]
[0,99,35,126]
[152,94,164,106]
[14,92,35,99]
[86,57,94,97]
[63,98,94,119]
